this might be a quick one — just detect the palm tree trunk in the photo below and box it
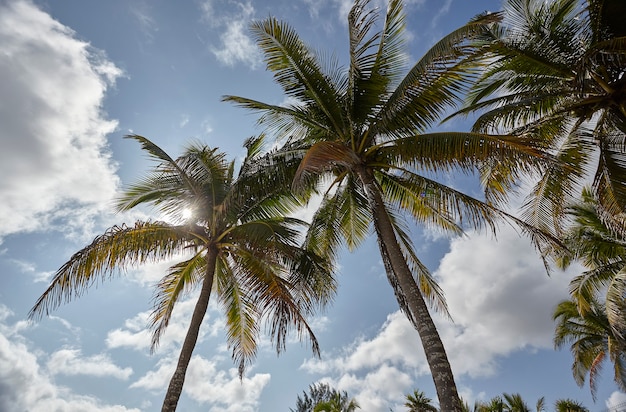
[357,168,462,412]
[161,246,218,412]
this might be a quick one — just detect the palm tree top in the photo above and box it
[29,134,336,375]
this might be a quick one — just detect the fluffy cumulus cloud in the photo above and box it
[106,295,225,354]
[435,226,574,377]
[47,349,133,380]
[131,355,270,412]
[606,391,626,410]
[0,305,140,412]
[0,0,122,239]
[300,226,575,411]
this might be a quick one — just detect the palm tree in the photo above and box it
[556,187,626,341]
[554,399,589,412]
[313,395,360,412]
[29,135,335,412]
[502,393,532,412]
[476,396,505,412]
[405,389,438,412]
[453,0,626,236]
[223,1,549,410]
[553,298,626,399]
[292,383,359,412]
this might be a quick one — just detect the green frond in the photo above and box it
[216,253,260,377]
[568,264,623,315]
[606,270,626,344]
[248,17,346,136]
[376,12,501,135]
[389,131,546,178]
[149,252,206,351]
[348,0,406,128]
[29,221,191,319]
[222,95,334,144]
[376,171,462,235]
[117,136,232,223]
[288,247,338,310]
[230,246,321,362]
[124,134,179,166]
[521,125,595,235]
[304,193,346,262]
[552,297,623,400]
[327,178,372,251]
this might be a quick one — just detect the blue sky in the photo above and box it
[0,0,625,411]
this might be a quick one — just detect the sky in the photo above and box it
[0,0,625,411]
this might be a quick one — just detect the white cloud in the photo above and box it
[606,391,626,410]
[431,0,453,28]
[8,258,53,283]
[299,225,577,411]
[179,114,190,128]
[199,0,261,69]
[0,307,140,412]
[131,354,270,411]
[211,19,260,68]
[47,348,133,380]
[0,0,122,239]
[130,1,158,42]
[434,226,574,377]
[106,296,224,354]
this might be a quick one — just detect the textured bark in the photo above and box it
[161,246,218,412]
[358,168,462,412]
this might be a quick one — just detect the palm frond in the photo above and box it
[149,252,206,351]
[376,12,501,135]
[29,221,191,319]
[248,17,346,136]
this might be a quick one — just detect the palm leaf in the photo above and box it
[29,221,191,319]
[150,252,206,351]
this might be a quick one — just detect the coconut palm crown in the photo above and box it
[223,0,551,410]
[29,134,335,412]
[453,0,626,237]
[553,298,626,399]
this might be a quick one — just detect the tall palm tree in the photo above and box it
[405,389,439,412]
[292,383,359,412]
[553,298,626,399]
[29,135,335,412]
[223,1,549,410]
[556,187,626,341]
[453,0,626,237]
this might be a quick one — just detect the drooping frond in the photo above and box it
[376,171,462,236]
[293,141,361,188]
[150,251,206,351]
[29,221,191,319]
[216,252,261,377]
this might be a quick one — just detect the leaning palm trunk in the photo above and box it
[162,247,217,411]
[359,168,461,411]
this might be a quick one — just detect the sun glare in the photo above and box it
[182,208,193,220]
